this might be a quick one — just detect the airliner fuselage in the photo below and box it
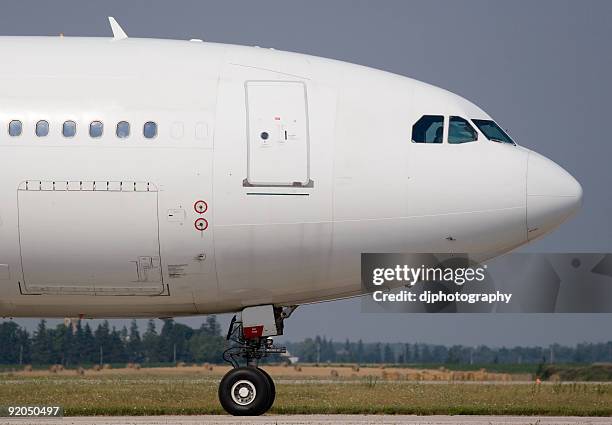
[0,36,581,319]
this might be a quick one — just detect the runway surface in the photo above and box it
[1,415,611,425]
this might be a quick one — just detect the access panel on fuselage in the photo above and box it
[17,181,165,296]
[245,81,310,186]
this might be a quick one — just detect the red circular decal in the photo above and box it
[194,218,208,231]
[194,200,208,214]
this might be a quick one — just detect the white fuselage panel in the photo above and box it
[0,37,572,318]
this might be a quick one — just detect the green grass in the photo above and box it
[1,373,612,416]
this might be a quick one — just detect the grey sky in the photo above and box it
[1,0,611,346]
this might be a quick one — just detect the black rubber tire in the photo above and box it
[257,367,276,413]
[218,367,271,416]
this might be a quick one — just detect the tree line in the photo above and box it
[285,336,612,365]
[1,319,611,366]
[0,317,225,366]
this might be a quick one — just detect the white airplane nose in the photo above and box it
[526,151,583,241]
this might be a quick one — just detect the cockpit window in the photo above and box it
[448,116,477,144]
[412,115,444,143]
[471,119,515,144]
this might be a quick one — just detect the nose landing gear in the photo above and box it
[218,305,295,416]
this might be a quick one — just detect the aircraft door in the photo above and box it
[245,81,310,187]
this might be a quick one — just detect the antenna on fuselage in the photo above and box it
[108,16,128,40]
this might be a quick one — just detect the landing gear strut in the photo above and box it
[218,305,296,416]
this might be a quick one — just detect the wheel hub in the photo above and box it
[230,379,256,405]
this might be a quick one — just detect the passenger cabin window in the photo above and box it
[8,120,22,137]
[63,121,76,138]
[36,120,49,137]
[448,116,477,144]
[472,119,515,144]
[143,121,157,139]
[89,121,103,138]
[171,122,184,139]
[195,122,208,140]
[116,121,130,138]
[412,115,444,143]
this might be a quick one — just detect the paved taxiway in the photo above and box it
[1,416,611,425]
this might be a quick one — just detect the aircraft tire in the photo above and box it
[257,367,276,412]
[218,367,272,416]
